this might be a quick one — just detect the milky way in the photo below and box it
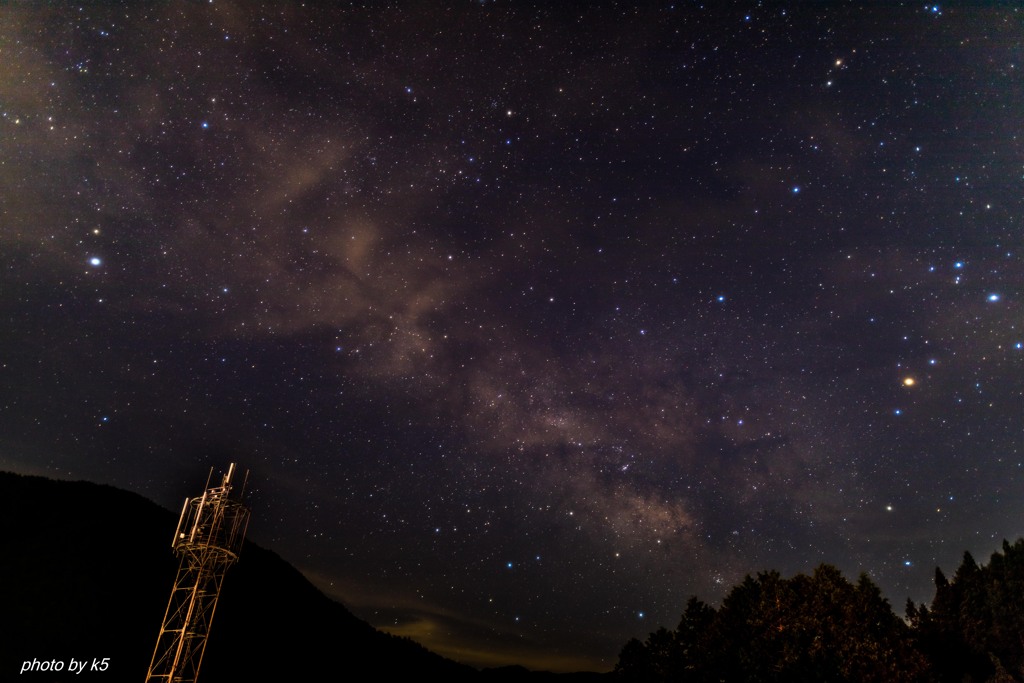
[2,3,1022,671]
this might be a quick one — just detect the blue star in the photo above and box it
[987,293,1001,302]
[89,257,102,267]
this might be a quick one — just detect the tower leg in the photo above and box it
[145,553,229,683]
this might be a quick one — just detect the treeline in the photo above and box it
[614,539,1024,682]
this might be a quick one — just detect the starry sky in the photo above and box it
[2,1,1023,673]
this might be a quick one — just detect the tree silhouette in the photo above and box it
[910,541,1024,682]
[619,541,1024,682]
[615,564,929,682]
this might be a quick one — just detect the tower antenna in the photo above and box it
[145,464,250,683]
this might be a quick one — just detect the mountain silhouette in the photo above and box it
[1,471,602,681]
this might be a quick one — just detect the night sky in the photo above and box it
[2,1,1023,672]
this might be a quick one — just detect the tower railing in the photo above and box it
[145,464,250,683]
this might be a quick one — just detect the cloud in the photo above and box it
[306,570,607,671]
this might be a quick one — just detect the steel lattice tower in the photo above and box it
[145,464,250,683]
